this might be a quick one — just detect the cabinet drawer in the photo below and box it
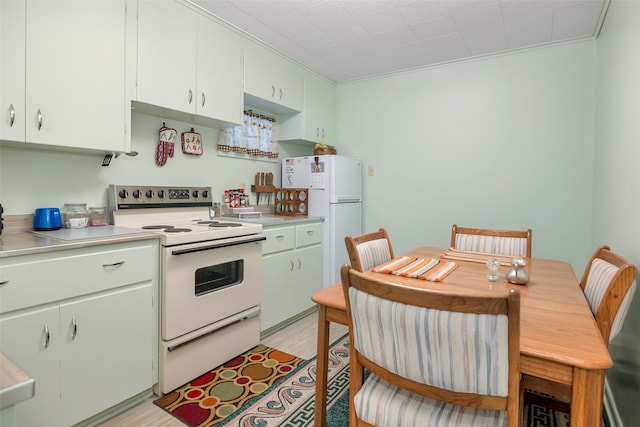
[0,242,155,314]
[296,222,323,248]
[262,226,295,255]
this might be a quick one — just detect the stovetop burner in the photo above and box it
[165,228,192,233]
[209,222,242,228]
[196,221,219,225]
[142,225,175,230]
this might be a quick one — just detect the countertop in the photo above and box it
[0,226,158,258]
[0,353,35,410]
[221,214,324,226]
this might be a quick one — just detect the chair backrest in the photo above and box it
[580,245,638,342]
[451,224,533,258]
[340,264,521,426]
[344,228,395,272]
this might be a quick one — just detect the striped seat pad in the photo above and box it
[373,256,458,282]
[354,373,507,427]
[357,239,392,271]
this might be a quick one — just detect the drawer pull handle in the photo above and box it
[44,324,50,349]
[275,235,285,240]
[0,280,9,285]
[306,230,314,235]
[72,316,78,340]
[102,261,125,268]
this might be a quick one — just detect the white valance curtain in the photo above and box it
[217,110,278,159]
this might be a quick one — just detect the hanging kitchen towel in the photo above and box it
[373,256,458,282]
[156,122,177,166]
[181,127,203,156]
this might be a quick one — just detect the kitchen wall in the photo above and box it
[335,40,597,270]
[0,111,309,215]
[592,0,640,424]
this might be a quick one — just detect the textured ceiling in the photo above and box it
[190,0,607,82]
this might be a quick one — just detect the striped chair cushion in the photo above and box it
[455,234,527,257]
[610,281,636,341]
[357,239,392,271]
[584,258,618,316]
[354,374,506,427]
[349,287,509,395]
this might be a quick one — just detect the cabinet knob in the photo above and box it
[271,85,276,98]
[188,89,193,104]
[201,92,206,107]
[279,88,283,100]
[72,316,78,340]
[0,280,9,286]
[289,259,294,271]
[37,109,43,130]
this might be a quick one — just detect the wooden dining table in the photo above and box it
[311,246,612,427]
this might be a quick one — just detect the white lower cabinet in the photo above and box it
[261,221,323,332]
[0,240,157,427]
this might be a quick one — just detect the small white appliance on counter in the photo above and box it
[108,185,265,394]
[282,155,362,288]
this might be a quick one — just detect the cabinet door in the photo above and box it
[59,283,152,426]
[0,0,26,142]
[261,252,297,332]
[244,44,304,113]
[0,306,61,427]
[197,21,243,125]
[304,77,335,143]
[25,0,127,151]
[137,1,197,115]
[293,244,323,314]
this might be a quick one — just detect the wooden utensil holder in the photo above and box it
[274,188,308,216]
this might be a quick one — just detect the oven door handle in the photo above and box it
[171,236,266,255]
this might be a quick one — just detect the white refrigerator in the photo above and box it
[282,155,362,288]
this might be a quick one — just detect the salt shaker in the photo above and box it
[506,257,530,285]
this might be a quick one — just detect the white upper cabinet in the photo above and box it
[137,1,197,115]
[1,0,132,152]
[244,43,304,114]
[137,1,243,126]
[0,0,26,143]
[279,75,336,144]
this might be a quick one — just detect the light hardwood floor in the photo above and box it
[98,311,348,427]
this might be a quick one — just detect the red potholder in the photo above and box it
[156,123,176,166]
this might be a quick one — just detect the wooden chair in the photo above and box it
[345,228,394,272]
[340,264,522,427]
[451,224,533,258]
[522,244,638,412]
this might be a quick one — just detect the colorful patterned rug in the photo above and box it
[155,333,570,427]
[153,343,308,426]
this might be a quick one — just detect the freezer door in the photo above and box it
[327,201,362,287]
[327,155,362,203]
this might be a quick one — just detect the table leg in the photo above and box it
[314,305,330,427]
[570,367,605,427]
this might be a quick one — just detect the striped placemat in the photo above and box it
[441,248,514,266]
[373,256,458,282]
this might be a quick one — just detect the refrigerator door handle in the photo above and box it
[334,197,361,203]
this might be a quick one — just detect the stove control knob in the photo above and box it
[192,190,199,198]
[202,190,209,198]
[158,190,165,198]
[132,190,141,198]
[118,189,128,198]
[145,190,154,198]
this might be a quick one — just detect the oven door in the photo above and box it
[161,235,264,341]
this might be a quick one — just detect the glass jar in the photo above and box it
[88,207,107,226]
[62,203,88,228]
